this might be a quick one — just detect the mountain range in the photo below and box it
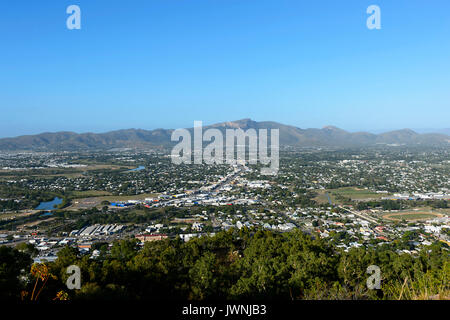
[0,119,449,151]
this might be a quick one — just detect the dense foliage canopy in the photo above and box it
[1,229,448,301]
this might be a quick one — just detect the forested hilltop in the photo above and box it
[1,228,449,301]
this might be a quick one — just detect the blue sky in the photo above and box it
[1,0,449,137]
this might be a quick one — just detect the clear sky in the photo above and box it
[1,0,449,138]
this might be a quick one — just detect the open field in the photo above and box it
[330,187,387,200]
[0,210,40,220]
[0,164,135,180]
[20,217,57,228]
[95,193,160,202]
[69,190,113,198]
[67,193,160,210]
[172,217,202,224]
[314,187,388,204]
[382,211,444,221]
[313,191,333,204]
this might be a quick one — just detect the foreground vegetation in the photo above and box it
[1,229,448,301]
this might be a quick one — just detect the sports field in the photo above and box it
[382,211,443,221]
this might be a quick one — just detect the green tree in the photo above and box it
[0,246,32,300]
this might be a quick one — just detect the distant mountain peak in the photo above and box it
[322,125,346,132]
[400,128,417,134]
[211,118,256,129]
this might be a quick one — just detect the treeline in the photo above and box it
[1,229,449,301]
[0,212,52,230]
[0,199,24,211]
[0,186,63,211]
[356,200,403,211]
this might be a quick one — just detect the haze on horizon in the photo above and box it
[1,0,449,138]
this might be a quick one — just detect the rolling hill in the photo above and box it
[0,119,448,151]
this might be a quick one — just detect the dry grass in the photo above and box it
[384,263,450,300]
